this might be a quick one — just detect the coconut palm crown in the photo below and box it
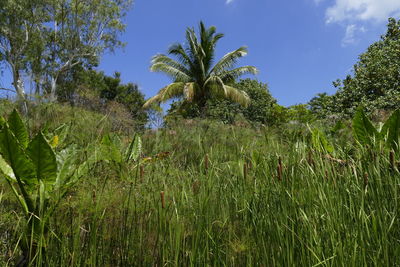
[143,21,258,110]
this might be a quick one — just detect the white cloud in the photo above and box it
[226,0,234,4]
[326,0,400,23]
[341,24,366,46]
[317,0,400,46]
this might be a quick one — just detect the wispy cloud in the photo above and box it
[326,0,400,23]
[341,24,366,46]
[226,0,235,4]
[317,0,400,46]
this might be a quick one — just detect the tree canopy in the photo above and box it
[143,21,258,112]
[309,18,400,118]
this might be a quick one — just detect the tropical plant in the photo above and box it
[309,18,400,118]
[352,107,400,151]
[0,110,89,266]
[143,21,258,112]
[93,133,142,181]
[166,79,277,125]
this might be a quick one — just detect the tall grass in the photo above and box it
[0,106,399,266]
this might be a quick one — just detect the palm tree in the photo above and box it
[143,21,258,111]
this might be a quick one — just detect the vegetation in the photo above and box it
[309,18,400,118]
[0,104,399,266]
[143,21,258,113]
[0,0,131,102]
[1,1,400,265]
[167,79,277,125]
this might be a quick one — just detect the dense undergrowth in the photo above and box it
[0,102,399,266]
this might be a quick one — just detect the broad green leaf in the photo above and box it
[27,133,57,186]
[100,134,122,163]
[0,127,37,188]
[55,146,78,190]
[8,109,29,148]
[352,107,378,146]
[381,109,400,150]
[311,128,334,153]
[125,135,142,162]
[0,154,16,182]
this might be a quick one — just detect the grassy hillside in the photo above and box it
[0,103,399,266]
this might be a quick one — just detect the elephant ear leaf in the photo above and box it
[352,107,378,146]
[100,134,122,163]
[125,135,142,162]
[381,109,400,151]
[0,155,16,182]
[8,109,29,148]
[310,127,334,153]
[27,133,57,187]
[0,127,37,188]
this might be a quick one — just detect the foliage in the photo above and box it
[143,21,258,112]
[0,0,132,102]
[57,68,148,131]
[167,79,277,125]
[0,109,88,265]
[286,104,315,123]
[0,0,47,100]
[352,107,400,151]
[309,18,400,118]
[309,127,334,153]
[0,104,400,266]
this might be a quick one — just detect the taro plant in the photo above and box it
[93,133,142,181]
[0,110,88,266]
[353,107,400,150]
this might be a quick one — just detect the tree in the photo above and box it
[308,92,334,118]
[0,0,132,103]
[167,79,277,125]
[0,0,46,104]
[312,18,400,118]
[42,0,132,101]
[143,21,258,112]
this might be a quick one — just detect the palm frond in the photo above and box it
[220,66,259,81]
[183,82,200,101]
[151,54,191,76]
[142,82,185,109]
[205,75,227,97]
[185,27,200,61]
[210,46,248,75]
[168,43,193,67]
[150,63,191,82]
[224,85,251,107]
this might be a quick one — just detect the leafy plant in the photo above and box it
[93,133,142,181]
[143,21,258,111]
[352,107,400,150]
[0,110,88,266]
[352,107,379,146]
[381,109,400,151]
[309,127,334,153]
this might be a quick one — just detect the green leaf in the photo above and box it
[27,133,57,186]
[100,134,122,163]
[0,155,16,182]
[381,109,400,150]
[0,127,37,188]
[310,128,334,153]
[125,135,142,162]
[8,109,29,148]
[352,107,378,146]
[55,146,78,190]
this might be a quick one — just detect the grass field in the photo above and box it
[0,104,399,266]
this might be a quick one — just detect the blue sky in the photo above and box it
[2,0,400,106]
[99,0,400,106]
